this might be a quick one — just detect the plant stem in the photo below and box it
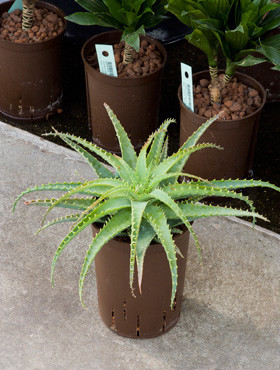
[209,65,218,82]
[123,42,134,65]
[223,59,237,87]
[208,64,221,104]
[22,0,35,31]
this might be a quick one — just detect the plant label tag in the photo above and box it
[9,0,23,13]
[181,63,194,112]
[96,44,118,77]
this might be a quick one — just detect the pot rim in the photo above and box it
[0,0,67,49]
[178,69,266,124]
[81,29,167,82]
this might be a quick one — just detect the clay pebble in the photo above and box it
[0,7,64,43]
[89,38,163,78]
[193,76,262,120]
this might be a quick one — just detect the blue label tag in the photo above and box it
[9,0,23,13]
[181,63,194,112]
[96,44,118,77]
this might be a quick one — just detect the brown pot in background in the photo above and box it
[93,225,190,339]
[179,70,266,180]
[239,60,280,103]
[82,31,167,153]
[0,1,66,122]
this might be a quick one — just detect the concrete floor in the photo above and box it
[1,122,280,369]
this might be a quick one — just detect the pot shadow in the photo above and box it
[114,296,280,369]
[168,296,280,367]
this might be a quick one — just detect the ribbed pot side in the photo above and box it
[0,1,66,122]
[82,30,167,154]
[179,70,266,180]
[92,225,190,339]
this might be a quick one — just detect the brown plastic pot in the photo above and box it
[82,31,167,153]
[92,225,190,339]
[239,61,280,103]
[179,70,266,180]
[0,1,66,122]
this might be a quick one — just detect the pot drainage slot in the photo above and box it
[162,311,166,332]
[30,106,34,119]
[123,301,127,320]
[111,309,116,331]
[18,98,23,116]
[136,315,140,337]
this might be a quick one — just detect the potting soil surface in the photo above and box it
[1,37,280,233]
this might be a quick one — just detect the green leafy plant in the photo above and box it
[66,0,167,64]
[13,104,280,308]
[166,0,280,102]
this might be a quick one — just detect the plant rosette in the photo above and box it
[178,69,266,180]
[0,0,66,121]
[13,104,280,338]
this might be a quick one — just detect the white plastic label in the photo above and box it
[9,0,23,13]
[96,44,118,77]
[181,63,194,112]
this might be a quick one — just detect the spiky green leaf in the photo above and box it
[150,188,201,256]
[196,179,280,193]
[104,103,137,169]
[49,130,114,179]
[24,198,93,210]
[146,118,175,167]
[129,201,148,294]
[144,204,179,307]
[35,214,80,235]
[135,219,155,293]
[44,131,135,184]
[51,198,131,285]
[13,182,92,212]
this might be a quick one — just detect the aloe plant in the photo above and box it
[65,0,167,64]
[13,104,280,308]
[166,0,280,102]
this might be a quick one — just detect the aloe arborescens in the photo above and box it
[13,104,280,307]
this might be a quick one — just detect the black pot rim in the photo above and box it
[178,69,266,124]
[0,0,67,49]
[81,29,167,82]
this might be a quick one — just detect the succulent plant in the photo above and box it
[13,104,280,307]
[66,0,167,64]
[166,0,280,102]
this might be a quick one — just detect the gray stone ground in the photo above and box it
[1,122,280,370]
